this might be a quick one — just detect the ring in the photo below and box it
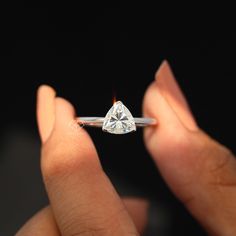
[76,101,156,134]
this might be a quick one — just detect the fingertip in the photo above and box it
[41,96,100,181]
[51,97,97,159]
[142,81,187,161]
[37,84,56,97]
[54,97,76,121]
[52,97,80,139]
[143,81,183,128]
[51,96,95,147]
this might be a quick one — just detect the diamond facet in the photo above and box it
[102,101,136,134]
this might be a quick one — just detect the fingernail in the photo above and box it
[37,85,56,143]
[155,60,188,108]
[154,60,198,131]
[155,60,174,82]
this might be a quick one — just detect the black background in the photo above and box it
[0,4,235,236]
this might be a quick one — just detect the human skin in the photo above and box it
[16,61,236,236]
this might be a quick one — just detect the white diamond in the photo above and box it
[102,101,136,134]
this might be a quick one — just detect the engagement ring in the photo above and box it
[76,101,156,134]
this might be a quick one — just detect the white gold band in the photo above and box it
[76,117,157,127]
[76,100,156,134]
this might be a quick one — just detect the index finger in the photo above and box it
[38,94,138,236]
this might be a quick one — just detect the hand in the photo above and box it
[16,61,236,236]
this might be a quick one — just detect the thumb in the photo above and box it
[143,61,236,235]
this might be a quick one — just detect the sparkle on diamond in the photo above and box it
[102,101,136,134]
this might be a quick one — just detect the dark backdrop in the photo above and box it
[0,4,235,236]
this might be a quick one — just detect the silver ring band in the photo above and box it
[76,117,156,127]
[75,100,156,134]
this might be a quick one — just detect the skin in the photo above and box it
[16,61,236,236]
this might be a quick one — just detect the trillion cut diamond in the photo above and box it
[102,101,136,134]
